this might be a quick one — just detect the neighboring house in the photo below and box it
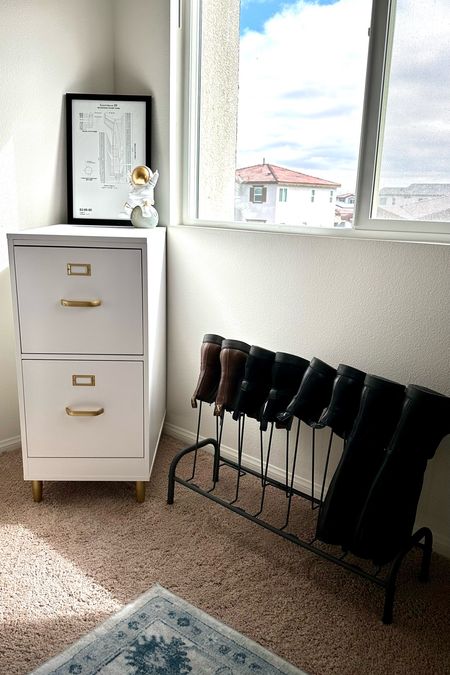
[335,192,356,226]
[336,192,355,205]
[377,184,450,221]
[235,163,340,228]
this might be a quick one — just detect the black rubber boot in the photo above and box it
[232,345,276,421]
[214,339,250,416]
[277,357,337,427]
[350,384,450,565]
[315,364,366,438]
[315,374,405,547]
[260,352,310,431]
[191,333,224,408]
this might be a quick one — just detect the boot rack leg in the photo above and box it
[167,437,220,505]
[382,527,433,624]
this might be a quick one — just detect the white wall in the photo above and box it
[0,0,114,452]
[112,0,171,226]
[165,225,450,555]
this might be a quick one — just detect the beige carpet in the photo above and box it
[1,434,449,675]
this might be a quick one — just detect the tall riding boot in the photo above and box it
[232,346,276,421]
[315,374,405,547]
[191,333,225,408]
[214,339,250,416]
[316,364,366,438]
[350,384,450,565]
[277,357,337,427]
[260,352,310,431]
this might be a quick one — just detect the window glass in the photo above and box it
[197,0,371,228]
[372,0,450,224]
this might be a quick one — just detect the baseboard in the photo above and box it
[0,435,21,455]
[163,422,450,559]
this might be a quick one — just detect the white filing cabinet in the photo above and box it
[7,224,166,502]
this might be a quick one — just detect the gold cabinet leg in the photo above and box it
[135,481,145,503]
[31,480,43,502]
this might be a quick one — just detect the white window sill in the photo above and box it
[176,219,450,246]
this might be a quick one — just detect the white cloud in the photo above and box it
[237,0,450,192]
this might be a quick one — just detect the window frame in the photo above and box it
[182,0,450,243]
[250,186,267,204]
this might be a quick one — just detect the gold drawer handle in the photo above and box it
[65,406,104,417]
[61,299,102,307]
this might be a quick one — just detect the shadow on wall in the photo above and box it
[0,266,20,440]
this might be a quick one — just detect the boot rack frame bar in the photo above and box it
[167,419,433,625]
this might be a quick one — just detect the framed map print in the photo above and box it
[66,93,151,225]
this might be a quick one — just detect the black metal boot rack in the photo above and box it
[167,403,433,624]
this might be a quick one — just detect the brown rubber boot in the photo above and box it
[214,339,250,416]
[191,333,224,408]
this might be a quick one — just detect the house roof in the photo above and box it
[236,163,340,188]
[377,196,450,221]
[380,184,450,197]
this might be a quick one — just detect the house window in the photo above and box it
[279,188,287,202]
[311,190,315,203]
[250,186,266,203]
[185,0,450,240]
[330,190,334,203]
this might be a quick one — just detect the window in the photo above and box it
[369,1,450,227]
[186,0,450,239]
[250,186,266,203]
[355,0,450,236]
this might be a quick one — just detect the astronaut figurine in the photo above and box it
[124,165,159,227]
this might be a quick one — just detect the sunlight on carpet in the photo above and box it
[1,524,121,621]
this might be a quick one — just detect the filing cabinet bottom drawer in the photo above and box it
[22,360,144,458]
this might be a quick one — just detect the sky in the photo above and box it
[236,0,450,193]
[240,0,339,35]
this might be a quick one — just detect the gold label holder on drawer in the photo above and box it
[72,374,95,387]
[67,263,91,276]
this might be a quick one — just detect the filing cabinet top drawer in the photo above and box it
[13,246,143,355]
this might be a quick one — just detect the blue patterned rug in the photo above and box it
[30,584,307,674]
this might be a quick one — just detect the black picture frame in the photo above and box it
[66,93,151,225]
